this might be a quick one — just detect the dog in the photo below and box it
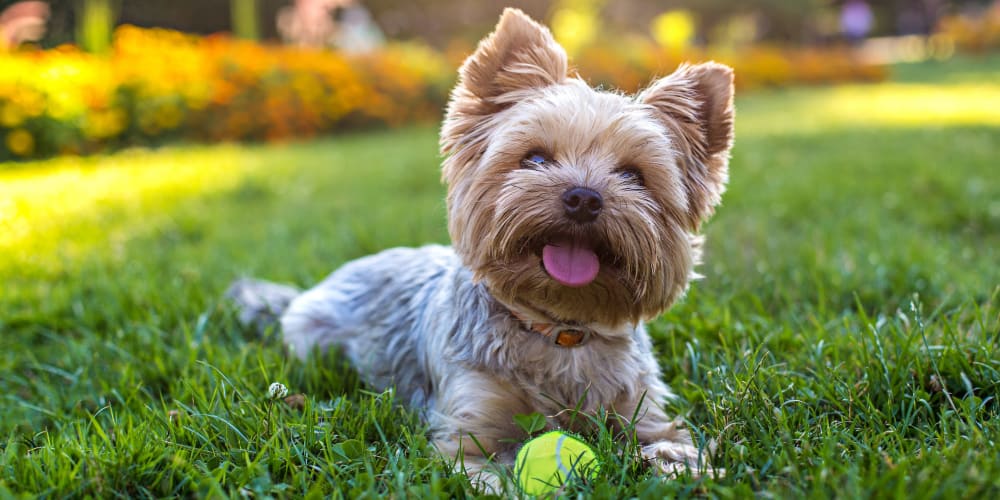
[228,7,734,489]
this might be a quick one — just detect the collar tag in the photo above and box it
[508,309,591,347]
[554,328,587,347]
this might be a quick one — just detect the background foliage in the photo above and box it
[0,24,890,162]
[0,26,451,160]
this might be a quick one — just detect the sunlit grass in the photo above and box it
[739,82,1000,136]
[0,146,251,256]
[0,128,444,321]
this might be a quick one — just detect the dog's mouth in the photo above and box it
[529,236,618,288]
[541,240,599,287]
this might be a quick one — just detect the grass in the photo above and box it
[2,56,999,498]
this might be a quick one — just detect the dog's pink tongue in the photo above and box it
[542,242,600,287]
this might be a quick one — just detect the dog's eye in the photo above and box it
[617,167,645,186]
[522,152,549,168]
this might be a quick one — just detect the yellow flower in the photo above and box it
[6,129,35,156]
[83,108,127,139]
[551,5,597,55]
[651,10,696,51]
[0,103,23,127]
[13,89,46,118]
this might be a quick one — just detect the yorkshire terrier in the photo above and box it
[229,8,734,489]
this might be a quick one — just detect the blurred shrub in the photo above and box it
[574,40,886,93]
[0,25,886,162]
[0,25,452,161]
[936,6,1000,53]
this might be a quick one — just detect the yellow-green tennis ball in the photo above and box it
[515,431,599,496]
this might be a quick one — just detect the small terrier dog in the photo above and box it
[229,8,733,488]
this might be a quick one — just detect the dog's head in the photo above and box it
[441,8,734,327]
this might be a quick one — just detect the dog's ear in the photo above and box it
[458,8,567,103]
[639,62,735,228]
[441,9,567,165]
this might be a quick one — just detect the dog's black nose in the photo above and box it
[561,187,603,223]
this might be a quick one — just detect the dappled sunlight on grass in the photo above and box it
[0,128,444,318]
[738,81,1000,136]
[0,146,260,269]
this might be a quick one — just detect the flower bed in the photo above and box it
[572,40,886,93]
[1,26,452,161]
[937,6,1000,53]
[1,26,887,162]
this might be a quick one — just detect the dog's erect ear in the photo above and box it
[441,8,567,174]
[458,8,567,103]
[639,62,735,227]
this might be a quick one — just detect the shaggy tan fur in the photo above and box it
[442,9,734,327]
[229,7,735,492]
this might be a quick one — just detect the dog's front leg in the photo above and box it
[617,377,717,478]
[428,370,531,492]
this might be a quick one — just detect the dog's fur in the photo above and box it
[228,8,733,488]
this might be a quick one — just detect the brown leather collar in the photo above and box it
[509,309,590,347]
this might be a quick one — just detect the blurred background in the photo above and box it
[0,0,998,160]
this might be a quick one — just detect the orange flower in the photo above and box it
[0,25,889,160]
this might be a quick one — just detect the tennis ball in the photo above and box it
[515,431,599,495]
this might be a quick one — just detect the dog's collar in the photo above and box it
[507,308,591,348]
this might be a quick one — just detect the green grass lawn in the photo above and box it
[2,57,999,497]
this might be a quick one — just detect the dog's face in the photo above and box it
[441,9,734,327]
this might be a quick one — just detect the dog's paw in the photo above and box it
[641,441,723,479]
